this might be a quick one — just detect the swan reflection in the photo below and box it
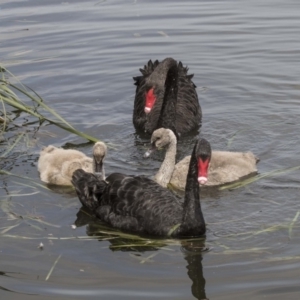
[75,208,209,300]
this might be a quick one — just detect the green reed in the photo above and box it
[0,64,99,142]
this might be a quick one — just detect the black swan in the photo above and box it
[71,137,212,238]
[133,57,202,136]
[145,128,259,189]
[38,142,107,186]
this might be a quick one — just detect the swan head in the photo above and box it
[144,128,177,158]
[151,128,177,148]
[92,141,107,177]
[195,138,212,185]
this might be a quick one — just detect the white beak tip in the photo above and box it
[198,176,208,185]
[144,107,151,114]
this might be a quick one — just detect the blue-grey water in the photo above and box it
[1,0,300,299]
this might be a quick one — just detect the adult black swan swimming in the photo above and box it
[132,57,202,136]
[72,138,211,238]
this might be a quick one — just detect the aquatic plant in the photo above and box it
[0,64,99,143]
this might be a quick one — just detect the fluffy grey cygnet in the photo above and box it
[146,128,259,189]
[38,142,107,186]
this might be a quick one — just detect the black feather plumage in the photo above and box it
[132,57,202,136]
[72,138,211,238]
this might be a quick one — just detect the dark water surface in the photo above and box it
[1,0,300,299]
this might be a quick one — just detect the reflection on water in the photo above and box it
[75,207,209,300]
[181,241,208,300]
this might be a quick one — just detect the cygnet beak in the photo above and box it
[143,142,157,158]
[143,149,153,158]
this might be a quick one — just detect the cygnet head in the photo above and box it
[195,138,212,185]
[92,141,107,178]
[144,128,177,158]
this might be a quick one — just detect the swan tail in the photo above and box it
[72,169,106,212]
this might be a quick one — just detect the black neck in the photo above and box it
[180,144,206,236]
[156,61,179,138]
[148,57,177,88]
